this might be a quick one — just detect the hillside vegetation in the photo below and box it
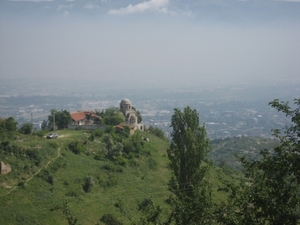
[0,127,247,224]
[0,98,299,224]
[0,129,172,224]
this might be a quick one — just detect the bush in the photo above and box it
[94,129,104,137]
[122,133,144,155]
[68,141,85,154]
[115,156,128,167]
[100,214,123,225]
[83,176,95,193]
[105,126,115,134]
[26,149,42,166]
[33,130,47,137]
[37,169,54,185]
[101,164,123,173]
[94,153,105,161]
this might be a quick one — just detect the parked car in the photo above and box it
[47,133,58,139]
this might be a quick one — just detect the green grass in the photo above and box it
[0,129,252,224]
[0,130,171,224]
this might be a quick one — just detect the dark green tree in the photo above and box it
[41,120,48,130]
[103,134,123,160]
[19,122,33,134]
[0,117,18,132]
[48,109,72,130]
[218,99,300,224]
[168,107,210,195]
[98,107,125,125]
[167,106,212,224]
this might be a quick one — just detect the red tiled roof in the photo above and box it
[70,112,86,121]
[70,111,99,122]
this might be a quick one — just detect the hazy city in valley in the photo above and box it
[0,77,299,139]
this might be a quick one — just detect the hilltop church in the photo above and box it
[120,98,144,131]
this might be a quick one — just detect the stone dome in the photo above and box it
[120,98,131,105]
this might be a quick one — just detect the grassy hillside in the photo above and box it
[0,129,171,224]
[0,129,276,224]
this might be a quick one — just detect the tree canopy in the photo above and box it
[218,99,300,224]
[48,109,72,130]
[167,106,212,224]
[96,107,125,126]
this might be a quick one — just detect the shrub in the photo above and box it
[37,169,54,185]
[26,149,42,166]
[94,153,105,161]
[68,141,85,154]
[33,130,47,137]
[100,214,123,225]
[101,164,123,173]
[83,176,95,193]
[116,156,127,167]
[18,181,26,189]
[65,190,80,197]
[94,129,104,137]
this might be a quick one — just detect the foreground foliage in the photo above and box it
[218,99,300,224]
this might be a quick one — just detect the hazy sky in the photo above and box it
[0,0,299,88]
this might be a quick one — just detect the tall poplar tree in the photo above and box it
[167,106,212,224]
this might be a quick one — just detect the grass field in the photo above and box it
[0,129,172,224]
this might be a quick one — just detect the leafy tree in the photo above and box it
[132,106,142,123]
[103,134,124,160]
[168,107,210,195]
[218,99,300,224]
[48,109,72,130]
[122,132,144,155]
[41,120,48,130]
[19,122,33,134]
[137,197,165,225]
[98,107,125,125]
[0,117,18,132]
[167,106,212,224]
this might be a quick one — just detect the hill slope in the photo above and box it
[0,130,171,224]
[0,130,277,224]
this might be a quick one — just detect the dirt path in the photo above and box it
[6,143,64,195]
